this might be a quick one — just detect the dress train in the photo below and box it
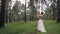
[37,19,46,32]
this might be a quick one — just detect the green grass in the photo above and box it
[0,20,60,34]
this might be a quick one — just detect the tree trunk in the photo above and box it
[9,10,11,22]
[24,0,27,22]
[53,7,56,20]
[0,0,6,27]
[5,0,9,23]
[57,0,60,23]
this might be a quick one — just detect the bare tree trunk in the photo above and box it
[57,0,60,23]
[0,0,6,27]
[5,0,9,23]
[9,0,12,22]
[24,0,27,22]
[53,7,56,20]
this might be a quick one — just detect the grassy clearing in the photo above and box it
[0,20,60,34]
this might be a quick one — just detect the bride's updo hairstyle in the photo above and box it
[41,12,43,15]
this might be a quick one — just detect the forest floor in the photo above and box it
[0,20,60,34]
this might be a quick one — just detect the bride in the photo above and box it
[37,12,46,32]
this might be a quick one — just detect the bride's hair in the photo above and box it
[41,12,43,15]
[37,12,44,15]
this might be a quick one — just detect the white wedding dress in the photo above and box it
[37,19,46,32]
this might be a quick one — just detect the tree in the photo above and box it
[57,0,60,23]
[12,1,21,21]
[43,7,53,20]
[0,0,6,27]
[24,0,27,22]
[5,0,11,23]
[50,0,57,20]
[9,0,12,22]
[28,0,37,21]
